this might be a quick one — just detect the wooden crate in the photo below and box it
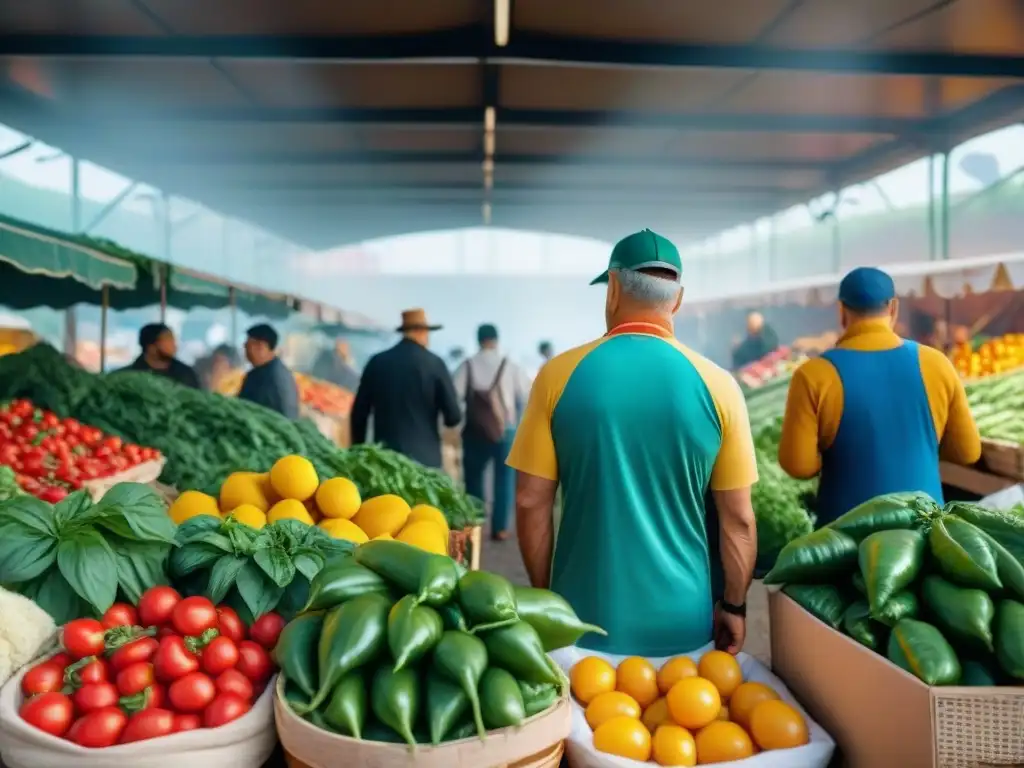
[981,437,1024,481]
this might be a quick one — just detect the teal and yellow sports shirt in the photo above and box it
[507,321,758,656]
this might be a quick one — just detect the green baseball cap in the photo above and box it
[590,229,682,285]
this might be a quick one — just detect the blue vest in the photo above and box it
[817,340,944,525]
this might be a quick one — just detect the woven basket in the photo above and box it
[980,438,1024,481]
[933,688,1024,767]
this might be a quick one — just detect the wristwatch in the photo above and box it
[719,600,747,617]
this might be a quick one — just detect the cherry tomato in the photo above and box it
[236,640,273,684]
[62,618,106,660]
[172,713,202,733]
[216,605,247,644]
[67,706,128,748]
[153,636,199,682]
[21,662,65,697]
[249,613,285,651]
[39,485,69,503]
[19,692,74,738]
[103,436,123,453]
[63,418,81,435]
[116,662,155,696]
[214,669,254,701]
[48,652,72,670]
[72,682,119,715]
[40,412,60,430]
[77,657,109,685]
[147,683,166,710]
[137,586,182,628]
[120,708,175,744]
[203,692,251,728]
[101,603,139,629]
[201,636,239,676]
[167,672,216,713]
[171,596,219,637]
[18,424,39,442]
[109,636,159,672]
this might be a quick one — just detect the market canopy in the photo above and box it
[2,2,1024,250]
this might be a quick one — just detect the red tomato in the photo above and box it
[203,693,251,728]
[138,586,182,627]
[109,636,159,672]
[172,713,202,733]
[63,418,81,435]
[147,683,166,709]
[62,618,106,660]
[249,613,286,651]
[67,707,128,748]
[21,662,65,697]
[116,662,155,696]
[153,636,199,682]
[214,669,254,701]
[236,641,273,684]
[72,683,119,715]
[39,485,69,503]
[18,424,39,442]
[101,603,139,629]
[77,658,109,685]
[40,412,60,430]
[171,596,219,637]
[168,672,216,713]
[48,652,72,670]
[216,606,247,644]
[0,444,20,464]
[120,708,175,744]
[103,436,123,453]
[201,636,239,676]
[19,692,74,738]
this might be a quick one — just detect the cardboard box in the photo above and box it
[769,590,1024,768]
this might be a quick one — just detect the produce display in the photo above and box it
[952,332,1024,380]
[0,465,22,503]
[0,345,483,529]
[15,586,281,747]
[277,540,603,746]
[765,492,1024,686]
[965,368,1024,445]
[568,650,808,764]
[736,347,805,390]
[217,369,354,418]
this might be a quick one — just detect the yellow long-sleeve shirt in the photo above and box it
[778,318,982,480]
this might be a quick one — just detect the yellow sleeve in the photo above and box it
[709,374,759,490]
[778,358,844,479]
[918,345,982,465]
[506,364,560,481]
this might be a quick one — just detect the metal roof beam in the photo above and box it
[3,28,1024,78]
[196,180,788,195]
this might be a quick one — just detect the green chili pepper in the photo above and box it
[921,575,995,654]
[972,527,1024,602]
[995,599,1024,680]
[929,518,1002,592]
[842,601,884,651]
[513,586,607,651]
[433,631,488,738]
[860,529,926,613]
[323,672,366,738]
[827,492,937,541]
[887,618,961,686]
[371,666,420,747]
[301,592,391,714]
[303,558,389,612]
[444,718,477,742]
[308,709,335,732]
[457,571,518,626]
[282,680,311,714]
[518,680,560,717]
[355,540,460,606]
[763,527,859,585]
[426,672,469,745]
[872,590,919,627]
[437,602,469,632]
[273,611,324,698]
[480,621,560,685]
[781,584,848,629]
[480,667,526,729]
[388,594,444,672]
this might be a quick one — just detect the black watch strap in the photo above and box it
[720,600,747,617]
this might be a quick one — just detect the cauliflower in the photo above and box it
[0,587,57,687]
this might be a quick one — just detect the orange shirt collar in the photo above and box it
[606,320,674,339]
[838,317,897,345]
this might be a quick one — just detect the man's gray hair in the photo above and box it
[612,268,681,308]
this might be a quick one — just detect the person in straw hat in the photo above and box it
[351,309,462,469]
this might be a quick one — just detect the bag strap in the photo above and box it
[489,358,508,393]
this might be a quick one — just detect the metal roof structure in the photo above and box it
[2,1,1024,251]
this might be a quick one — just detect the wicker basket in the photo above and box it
[981,437,1024,481]
[82,458,166,501]
[274,677,569,768]
[449,525,483,570]
[932,688,1024,767]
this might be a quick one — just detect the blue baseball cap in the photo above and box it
[838,267,895,311]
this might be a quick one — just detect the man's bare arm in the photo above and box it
[712,486,757,605]
[515,471,558,589]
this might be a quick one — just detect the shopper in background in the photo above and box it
[779,266,981,524]
[239,324,299,419]
[312,338,361,392]
[731,311,780,370]
[194,343,240,391]
[122,323,200,389]
[509,229,758,656]
[351,309,461,469]
[453,324,533,541]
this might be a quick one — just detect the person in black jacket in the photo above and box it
[122,323,200,389]
[238,324,299,419]
[350,309,461,468]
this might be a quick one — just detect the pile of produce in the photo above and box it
[736,347,805,390]
[277,540,604,746]
[765,492,1024,686]
[0,465,22,503]
[217,369,354,418]
[965,368,1024,445]
[0,345,482,529]
[16,586,281,747]
[568,650,808,764]
[0,398,161,502]
[952,332,1024,379]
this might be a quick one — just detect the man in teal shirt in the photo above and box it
[507,230,759,655]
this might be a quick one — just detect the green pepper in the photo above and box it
[362,719,405,744]
[457,571,518,626]
[921,575,994,654]
[929,518,1002,592]
[388,594,444,672]
[323,672,366,738]
[480,667,526,729]
[425,671,469,745]
[355,540,460,606]
[972,527,1024,602]
[519,680,560,717]
[842,601,884,651]
[283,680,311,714]
[827,492,937,541]
[273,611,324,698]
[371,666,420,747]
[763,527,859,585]
[781,584,848,629]
[851,571,866,596]
[960,658,998,687]
[860,529,926,613]
[308,709,335,732]
[302,592,391,713]
[433,631,488,738]
[480,621,560,685]
[995,599,1024,680]
[513,586,607,651]
[443,718,477,742]
[888,619,961,686]
[303,558,389,612]
[946,503,1024,564]
[437,602,469,632]
[872,591,919,627]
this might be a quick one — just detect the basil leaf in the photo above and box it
[52,491,93,531]
[175,515,223,543]
[0,532,57,584]
[27,569,87,625]
[92,483,176,543]
[188,531,234,553]
[275,575,311,622]
[293,550,324,582]
[57,529,118,614]
[236,561,284,620]
[0,495,57,538]
[254,545,296,588]
[169,542,225,578]
[207,555,247,604]
[112,539,170,604]
[273,520,308,549]
[227,522,261,555]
